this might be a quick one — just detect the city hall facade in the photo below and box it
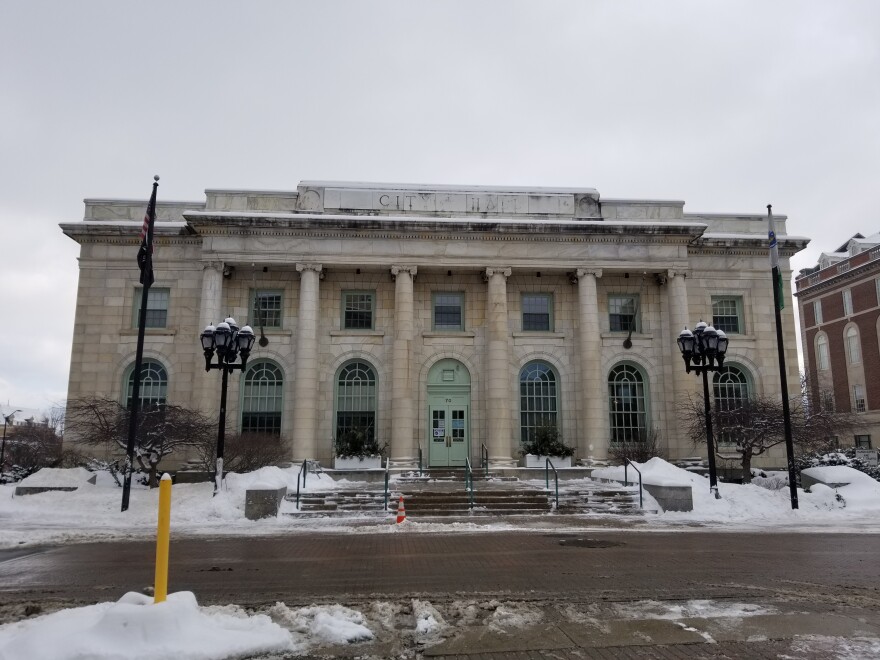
[61,181,807,468]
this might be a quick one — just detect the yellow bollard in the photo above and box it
[153,473,172,604]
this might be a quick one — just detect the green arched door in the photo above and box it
[427,359,471,467]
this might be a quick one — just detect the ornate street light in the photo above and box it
[200,318,256,495]
[677,321,728,499]
[1,409,21,480]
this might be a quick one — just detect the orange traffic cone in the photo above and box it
[396,495,406,524]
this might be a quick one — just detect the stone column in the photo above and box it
[485,268,515,465]
[198,261,224,414]
[667,270,692,457]
[576,269,605,462]
[390,266,417,466]
[291,263,322,461]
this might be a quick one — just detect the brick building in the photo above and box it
[795,232,880,448]
[61,181,807,469]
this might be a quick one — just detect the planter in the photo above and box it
[334,455,383,470]
[521,454,572,468]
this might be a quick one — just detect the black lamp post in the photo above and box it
[1,409,22,479]
[200,317,256,495]
[677,321,729,499]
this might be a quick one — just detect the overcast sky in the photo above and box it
[1,1,878,412]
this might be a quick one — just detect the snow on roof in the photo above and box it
[299,180,600,195]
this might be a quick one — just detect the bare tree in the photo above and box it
[1,409,64,482]
[680,394,863,483]
[195,432,289,477]
[608,427,666,463]
[65,397,215,487]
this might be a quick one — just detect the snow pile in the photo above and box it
[614,599,776,620]
[17,467,94,488]
[411,599,446,640]
[803,466,880,509]
[592,457,701,488]
[590,457,880,526]
[0,591,293,660]
[267,603,373,646]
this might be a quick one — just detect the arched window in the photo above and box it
[816,334,830,371]
[846,326,861,364]
[519,361,558,443]
[713,365,752,445]
[126,359,167,409]
[713,365,751,411]
[608,363,647,443]
[335,361,377,442]
[241,361,283,435]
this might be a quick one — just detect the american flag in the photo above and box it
[136,178,159,287]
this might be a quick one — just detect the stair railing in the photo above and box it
[480,443,489,477]
[383,456,390,511]
[623,458,644,509]
[294,459,310,510]
[545,458,559,510]
[465,457,475,509]
[418,446,423,476]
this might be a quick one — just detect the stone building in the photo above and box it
[795,232,880,449]
[61,181,807,469]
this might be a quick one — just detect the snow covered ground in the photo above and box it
[2,459,880,658]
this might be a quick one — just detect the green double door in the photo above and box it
[428,396,469,467]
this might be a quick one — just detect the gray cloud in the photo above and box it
[1,0,878,408]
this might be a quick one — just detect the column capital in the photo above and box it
[296,263,323,274]
[576,268,603,279]
[484,267,512,279]
[390,265,417,280]
[202,260,224,272]
[667,268,688,279]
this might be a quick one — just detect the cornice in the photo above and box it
[794,259,880,298]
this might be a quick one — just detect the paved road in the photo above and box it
[1,530,878,609]
[4,531,880,658]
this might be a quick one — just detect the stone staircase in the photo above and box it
[286,468,645,518]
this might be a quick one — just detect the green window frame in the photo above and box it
[711,295,744,334]
[341,290,375,330]
[713,365,752,445]
[855,434,872,449]
[133,287,170,328]
[608,363,648,443]
[608,294,639,332]
[335,361,377,444]
[432,292,464,331]
[241,361,283,435]
[519,361,558,444]
[125,359,168,409]
[250,289,283,329]
[522,293,553,331]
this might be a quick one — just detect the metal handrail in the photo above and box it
[465,457,474,509]
[480,443,489,477]
[624,458,644,508]
[383,456,390,511]
[418,447,423,476]
[545,458,559,510]
[294,459,310,509]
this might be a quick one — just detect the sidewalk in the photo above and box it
[288,609,880,659]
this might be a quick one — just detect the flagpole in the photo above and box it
[122,175,159,512]
[768,204,799,510]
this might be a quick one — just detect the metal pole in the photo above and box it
[772,265,799,509]
[1,417,8,475]
[215,362,228,496]
[768,204,799,510]
[701,367,720,499]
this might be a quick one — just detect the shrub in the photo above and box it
[334,426,385,459]
[520,424,574,458]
